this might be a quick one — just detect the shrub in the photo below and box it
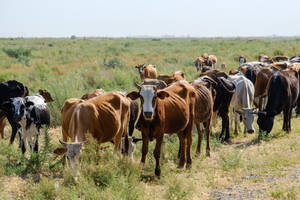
[164,57,178,64]
[2,47,31,65]
[103,57,124,69]
[151,38,161,41]
[70,35,76,40]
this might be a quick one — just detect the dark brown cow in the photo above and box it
[199,70,235,142]
[59,92,131,168]
[254,67,278,110]
[127,80,196,177]
[255,69,299,134]
[271,56,289,62]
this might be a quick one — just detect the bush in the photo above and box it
[164,57,178,64]
[70,35,76,40]
[103,57,124,69]
[2,47,31,65]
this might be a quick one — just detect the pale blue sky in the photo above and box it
[1,0,299,37]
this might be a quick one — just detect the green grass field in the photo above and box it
[0,37,300,199]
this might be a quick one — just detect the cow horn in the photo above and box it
[134,82,141,90]
[59,139,67,145]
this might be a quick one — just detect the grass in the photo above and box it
[0,37,300,199]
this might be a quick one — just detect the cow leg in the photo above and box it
[10,122,19,144]
[33,130,40,153]
[282,108,288,132]
[18,132,26,154]
[196,123,203,155]
[0,117,6,139]
[141,136,149,165]
[234,112,239,136]
[153,135,163,177]
[186,128,193,168]
[178,133,186,169]
[288,108,293,132]
[205,121,211,157]
[224,114,230,142]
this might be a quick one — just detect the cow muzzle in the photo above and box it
[247,129,254,134]
[143,111,153,119]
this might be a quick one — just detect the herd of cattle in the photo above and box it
[0,53,300,177]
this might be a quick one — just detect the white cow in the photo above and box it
[227,73,255,135]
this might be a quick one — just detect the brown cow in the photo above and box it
[254,67,277,110]
[157,71,185,86]
[190,79,213,156]
[135,64,157,80]
[207,55,217,68]
[59,92,131,168]
[258,54,272,63]
[127,80,196,177]
[194,57,205,71]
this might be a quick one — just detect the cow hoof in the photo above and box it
[186,164,192,169]
[206,151,210,157]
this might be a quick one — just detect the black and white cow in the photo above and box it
[0,80,28,144]
[3,94,50,153]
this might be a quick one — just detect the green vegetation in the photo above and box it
[0,37,300,199]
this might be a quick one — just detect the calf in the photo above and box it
[135,64,157,80]
[227,73,255,135]
[127,81,196,177]
[254,69,299,134]
[2,94,50,153]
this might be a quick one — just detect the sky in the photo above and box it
[0,0,299,37]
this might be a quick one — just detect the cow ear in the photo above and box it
[25,101,34,107]
[53,147,67,155]
[127,92,140,100]
[157,91,169,99]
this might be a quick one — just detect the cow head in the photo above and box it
[135,64,145,74]
[239,56,246,64]
[38,89,54,102]
[256,112,273,134]
[235,108,255,133]
[194,57,205,71]
[121,136,142,159]
[127,83,169,120]
[59,140,85,169]
[1,97,33,122]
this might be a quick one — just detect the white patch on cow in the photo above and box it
[140,85,155,119]
[11,97,25,118]
[19,116,40,151]
[139,67,143,74]
[25,95,46,108]
[121,136,136,160]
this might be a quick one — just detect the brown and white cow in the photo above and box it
[127,80,196,177]
[135,64,157,80]
[59,92,131,168]
[271,56,289,63]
